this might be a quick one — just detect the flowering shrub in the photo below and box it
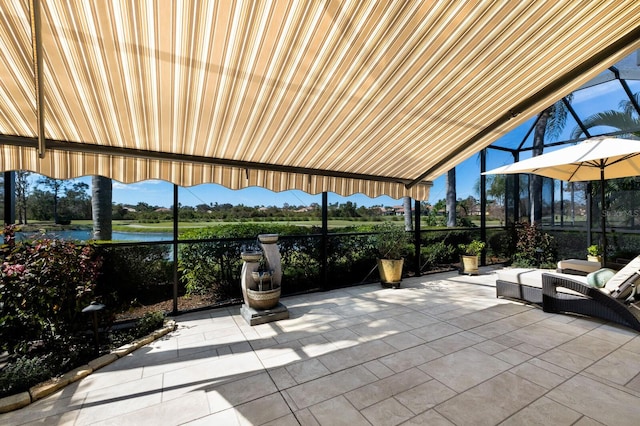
[512,222,557,268]
[0,225,103,354]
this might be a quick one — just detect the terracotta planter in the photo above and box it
[377,258,404,288]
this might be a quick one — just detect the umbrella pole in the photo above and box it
[600,168,607,266]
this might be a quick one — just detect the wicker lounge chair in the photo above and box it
[542,268,640,332]
[496,260,614,305]
[496,268,547,307]
[497,257,640,332]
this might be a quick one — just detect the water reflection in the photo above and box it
[15,229,172,242]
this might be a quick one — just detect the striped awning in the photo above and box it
[1,1,640,200]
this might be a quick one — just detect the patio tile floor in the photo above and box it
[3,267,640,425]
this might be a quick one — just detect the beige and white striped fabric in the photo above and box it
[1,1,640,200]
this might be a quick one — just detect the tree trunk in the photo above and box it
[92,176,112,240]
[15,171,29,224]
[530,109,550,225]
[446,168,456,227]
[403,196,412,231]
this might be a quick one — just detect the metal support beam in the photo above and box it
[563,97,591,139]
[480,150,487,266]
[517,113,541,151]
[560,181,564,227]
[611,66,640,117]
[513,151,520,224]
[321,192,328,291]
[3,171,15,226]
[587,182,593,247]
[29,0,46,158]
[414,199,421,276]
[0,135,432,189]
[172,184,179,315]
[550,179,555,227]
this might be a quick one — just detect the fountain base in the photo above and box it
[240,302,289,326]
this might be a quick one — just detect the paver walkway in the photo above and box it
[3,267,640,425]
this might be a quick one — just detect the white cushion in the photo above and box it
[603,255,640,298]
[497,268,586,296]
[557,259,601,274]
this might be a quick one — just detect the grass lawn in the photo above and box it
[18,217,508,234]
[21,218,394,233]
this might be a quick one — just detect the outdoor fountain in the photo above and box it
[240,234,289,325]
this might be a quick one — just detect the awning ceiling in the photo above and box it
[1,1,640,200]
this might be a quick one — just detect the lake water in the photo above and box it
[15,229,173,242]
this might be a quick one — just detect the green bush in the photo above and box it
[95,244,173,310]
[0,354,54,396]
[109,311,166,348]
[373,222,410,259]
[325,230,378,287]
[487,230,514,259]
[178,224,318,298]
[0,226,102,354]
[512,223,557,268]
[135,311,165,336]
[420,241,457,268]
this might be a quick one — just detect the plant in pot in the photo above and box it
[587,244,603,263]
[458,240,486,275]
[374,221,410,288]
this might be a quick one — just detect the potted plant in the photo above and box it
[374,221,410,288]
[587,244,602,263]
[458,240,486,275]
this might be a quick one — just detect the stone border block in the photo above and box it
[29,377,70,401]
[0,392,31,413]
[62,365,93,383]
[112,343,137,358]
[88,353,118,371]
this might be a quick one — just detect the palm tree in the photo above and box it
[403,196,412,231]
[446,168,456,227]
[530,97,571,224]
[571,93,640,139]
[92,176,112,240]
[15,171,30,224]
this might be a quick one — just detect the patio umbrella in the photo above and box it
[484,136,640,264]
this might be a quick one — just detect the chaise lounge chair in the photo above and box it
[497,256,640,331]
[542,260,640,331]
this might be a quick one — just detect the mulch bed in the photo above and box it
[114,294,223,322]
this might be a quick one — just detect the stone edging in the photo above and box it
[0,320,177,414]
